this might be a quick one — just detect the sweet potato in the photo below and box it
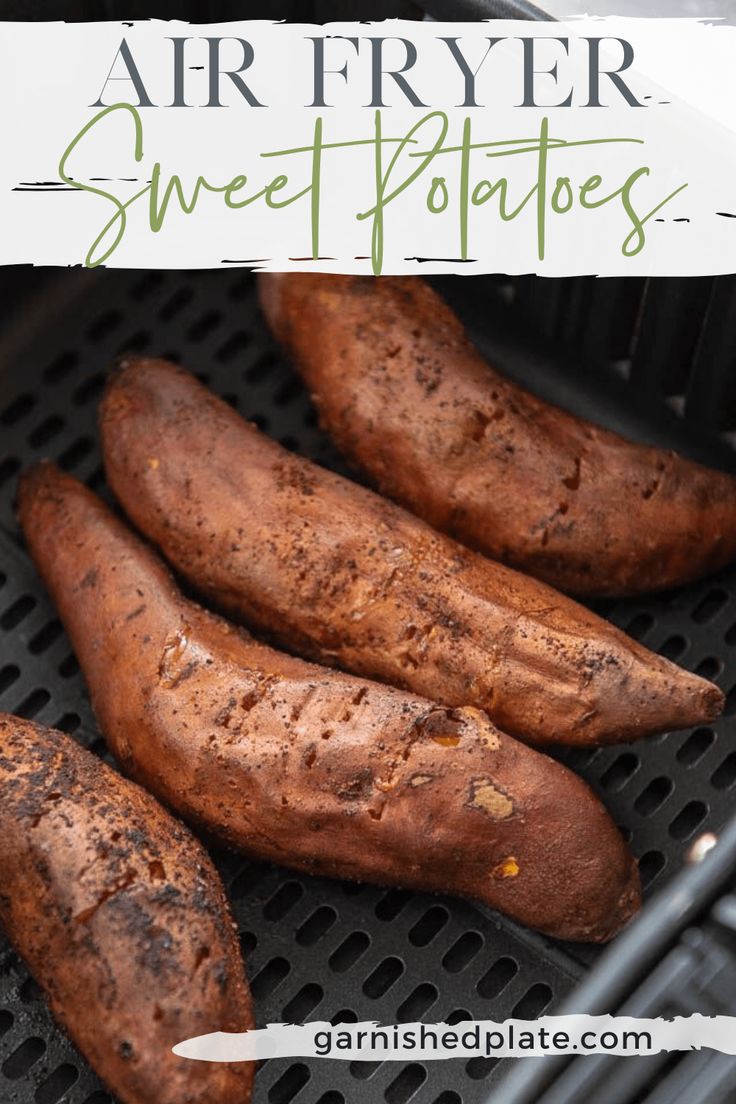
[18,463,641,943]
[98,357,722,747]
[0,712,253,1104]
[259,272,736,599]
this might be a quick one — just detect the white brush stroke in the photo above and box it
[1,18,736,273]
[173,1015,736,1062]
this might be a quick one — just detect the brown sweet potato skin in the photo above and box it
[98,358,722,747]
[0,713,253,1104]
[18,464,641,943]
[259,273,736,599]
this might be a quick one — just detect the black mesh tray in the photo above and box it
[1,268,735,1104]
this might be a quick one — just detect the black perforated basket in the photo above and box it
[1,264,736,1104]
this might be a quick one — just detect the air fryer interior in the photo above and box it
[0,268,734,1104]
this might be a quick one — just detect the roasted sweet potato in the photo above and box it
[18,463,641,943]
[259,272,736,598]
[99,357,722,747]
[0,712,253,1104]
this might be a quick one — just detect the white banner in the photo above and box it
[173,1015,736,1062]
[2,17,736,273]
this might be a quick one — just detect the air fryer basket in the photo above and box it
[0,266,735,1104]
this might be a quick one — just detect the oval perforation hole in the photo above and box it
[375,888,412,921]
[15,688,51,719]
[58,653,80,679]
[669,800,708,841]
[2,1036,46,1079]
[129,273,163,301]
[434,1093,462,1104]
[677,728,715,766]
[634,776,674,817]
[695,657,722,680]
[239,931,257,957]
[446,1008,472,1026]
[43,351,78,384]
[625,612,653,640]
[159,286,194,321]
[314,1093,344,1104]
[117,330,150,354]
[600,752,639,792]
[350,1060,382,1080]
[274,377,304,408]
[0,664,21,696]
[34,1062,79,1104]
[73,373,106,406]
[20,976,42,1003]
[408,906,449,948]
[711,752,736,791]
[58,436,94,471]
[295,906,336,947]
[0,457,21,486]
[217,331,250,363]
[477,957,518,999]
[0,1009,14,1038]
[81,1093,112,1104]
[442,931,483,973]
[86,310,122,342]
[29,618,63,654]
[397,983,438,1023]
[639,849,666,888]
[331,1009,358,1026]
[658,634,687,661]
[724,684,736,715]
[187,311,221,342]
[246,352,278,384]
[692,589,729,623]
[268,1062,310,1104]
[363,956,404,999]
[28,415,64,448]
[282,983,323,1024]
[512,983,553,1019]
[263,881,303,922]
[53,713,82,735]
[1,393,35,425]
[1,594,36,630]
[329,931,370,974]
[251,956,290,1000]
[466,1056,499,1080]
[385,1063,427,1104]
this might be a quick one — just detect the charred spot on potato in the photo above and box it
[562,457,582,491]
[336,769,374,802]
[241,687,262,712]
[148,860,166,881]
[215,698,237,727]
[414,707,464,745]
[194,945,211,971]
[74,869,137,924]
